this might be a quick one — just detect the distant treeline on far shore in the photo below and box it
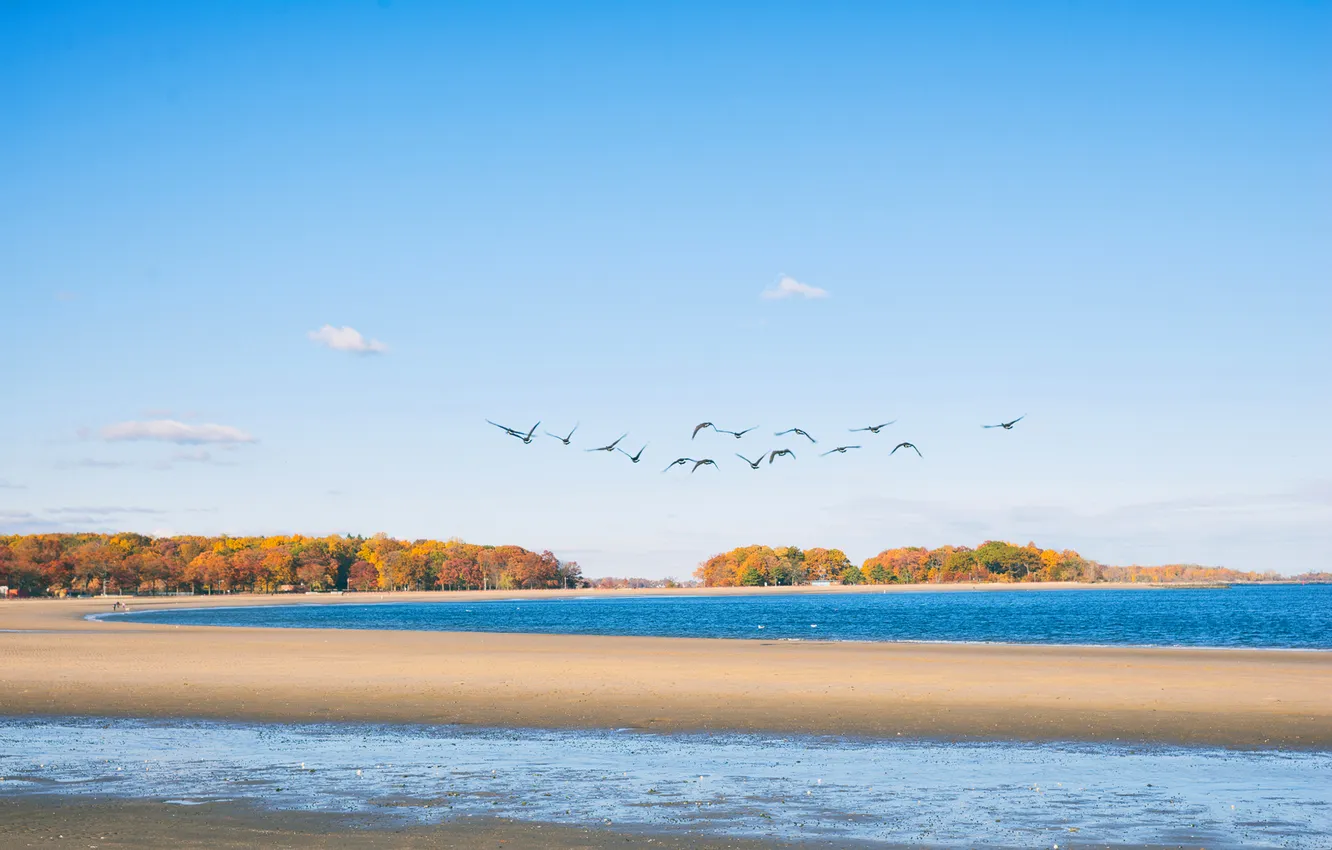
[0,533,584,597]
[0,533,1324,597]
[695,542,1322,587]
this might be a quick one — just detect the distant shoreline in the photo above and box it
[7,578,1312,608]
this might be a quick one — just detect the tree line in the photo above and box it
[0,533,583,596]
[0,533,1299,597]
[693,542,1284,586]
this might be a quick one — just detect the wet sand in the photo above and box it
[0,795,1217,850]
[2,593,1330,748]
[0,796,872,850]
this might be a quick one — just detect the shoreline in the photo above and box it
[3,594,1330,749]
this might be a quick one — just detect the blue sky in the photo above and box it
[3,1,1329,576]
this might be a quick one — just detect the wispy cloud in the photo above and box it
[59,457,132,470]
[45,506,166,516]
[172,449,214,464]
[761,274,829,300]
[308,324,388,354]
[100,420,257,445]
[0,479,25,489]
[0,505,171,534]
[150,449,239,471]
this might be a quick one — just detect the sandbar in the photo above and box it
[1,591,1329,748]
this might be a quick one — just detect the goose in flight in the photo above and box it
[891,442,922,457]
[775,427,817,444]
[545,423,579,445]
[587,434,628,453]
[821,445,861,456]
[692,459,719,472]
[692,422,716,439]
[488,419,540,444]
[618,444,648,464]
[983,416,1025,430]
[662,457,695,472]
[716,426,757,439]
[850,421,897,434]
[768,449,796,464]
[737,453,764,470]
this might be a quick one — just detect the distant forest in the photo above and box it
[0,533,582,596]
[0,533,1320,597]
[695,542,1300,587]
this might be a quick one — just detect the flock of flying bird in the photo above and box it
[485,416,1025,473]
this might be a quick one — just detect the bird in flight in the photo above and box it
[545,423,579,445]
[618,444,648,464]
[821,445,861,456]
[891,442,922,457]
[662,457,695,472]
[775,428,817,443]
[768,449,796,464]
[692,459,719,472]
[587,434,628,453]
[737,453,764,469]
[850,421,897,434]
[984,416,1026,430]
[716,426,757,439]
[488,419,540,444]
[692,422,716,439]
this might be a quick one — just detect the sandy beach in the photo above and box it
[2,590,1329,748]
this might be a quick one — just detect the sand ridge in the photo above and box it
[1,590,1329,748]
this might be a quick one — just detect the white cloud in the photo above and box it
[761,274,829,300]
[100,419,257,445]
[308,324,388,354]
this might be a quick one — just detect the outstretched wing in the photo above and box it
[982,424,1001,428]
[849,426,869,432]
[487,419,520,436]
[608,433,627,450]
[799,430,816,443]
[909,443,922,457]
[734,427,756,437]
[1006,415,1025,427]
[525,421,541,439]
[875,421,896,429]
[692,422,713,439]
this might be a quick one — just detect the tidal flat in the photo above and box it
[1,717,1329,848]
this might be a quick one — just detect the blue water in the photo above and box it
[107,584,1332,649]
[2,717,1329,848]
